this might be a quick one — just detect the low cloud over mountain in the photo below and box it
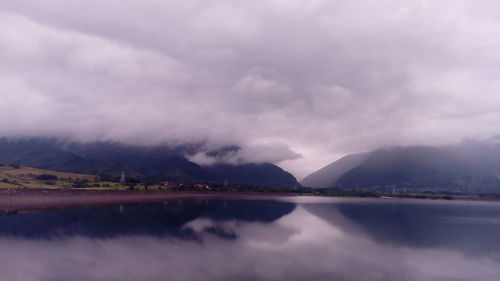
[2,1,500,177]
[0,138,299,187]
[302,141,500,192]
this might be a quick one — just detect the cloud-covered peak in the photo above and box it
[1,1,500,178]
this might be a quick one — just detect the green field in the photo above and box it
[0,165,165,190]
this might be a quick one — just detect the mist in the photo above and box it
[1,1,500,177]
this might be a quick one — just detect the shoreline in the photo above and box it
[0,189,296,213]
[1,189,498,213]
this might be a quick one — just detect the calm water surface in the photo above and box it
[0,197,499,281]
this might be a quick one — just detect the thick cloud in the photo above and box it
[1,1,500,178]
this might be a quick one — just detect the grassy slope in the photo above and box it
[0,165,283,192]
[0,165,144,190]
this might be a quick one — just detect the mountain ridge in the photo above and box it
[0,137,299,188]
[301,143,500,193]
[300,152,369,189]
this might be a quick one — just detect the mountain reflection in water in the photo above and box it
[0,199,295,239]
[0,197,499,281]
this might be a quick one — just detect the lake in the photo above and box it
[0,196,499,281]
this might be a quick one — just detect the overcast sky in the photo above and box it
[1,0,500,178]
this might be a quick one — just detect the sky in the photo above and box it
[1,0,500,179]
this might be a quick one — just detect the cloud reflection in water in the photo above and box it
[0,199,499,281]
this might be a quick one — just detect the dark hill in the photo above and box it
[0,138,298,188]
[300,153,369,189]
[302,143,500,193]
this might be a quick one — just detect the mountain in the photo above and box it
[0,138,298,188]
[300,153,369,189]
[301,143,500,193]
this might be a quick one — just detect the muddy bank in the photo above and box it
[0,189,295,213]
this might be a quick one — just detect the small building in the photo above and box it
[194,184,210,189]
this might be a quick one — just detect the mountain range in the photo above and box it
[0,138,298,188]
[5,137,500,193]
[301,142,500,193]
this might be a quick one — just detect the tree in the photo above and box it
[35,174,58,181]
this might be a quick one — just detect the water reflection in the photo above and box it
[0,197,499,281]
[305,200,500,258]
[0,199,295,239]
